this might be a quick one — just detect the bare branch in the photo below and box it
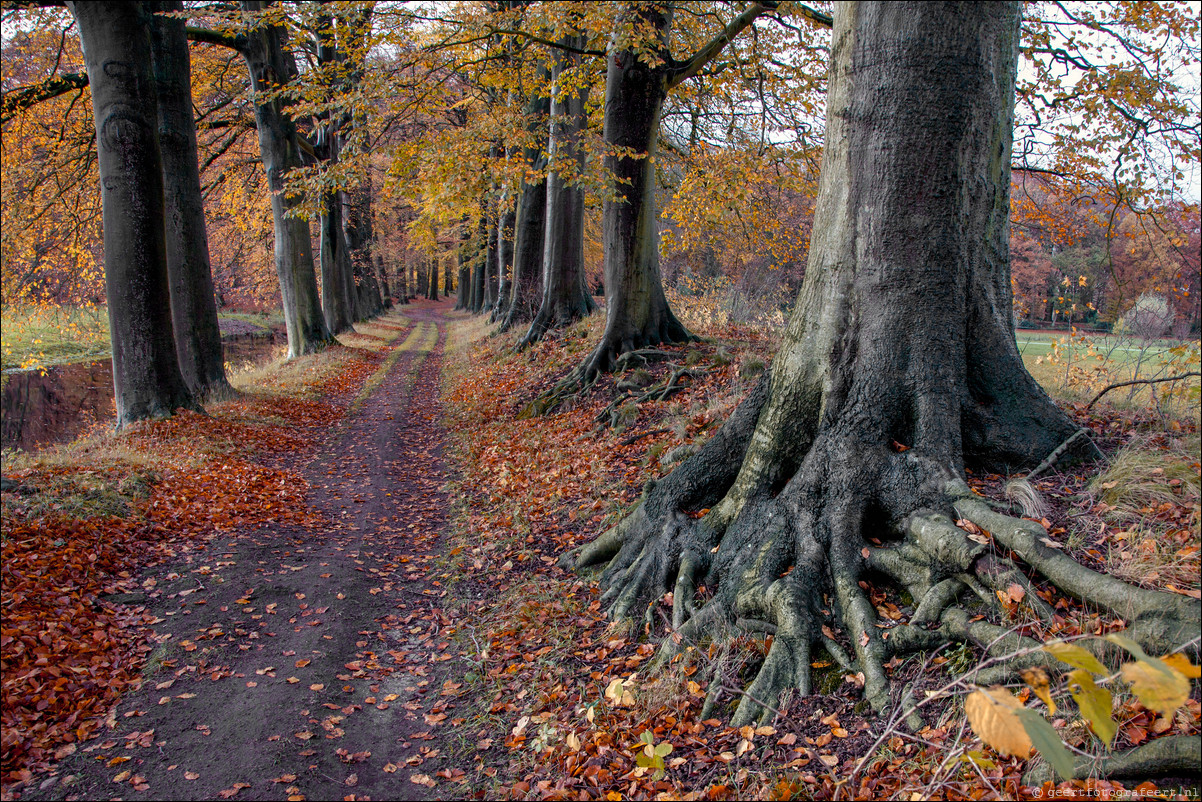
[1085,371,1202,410]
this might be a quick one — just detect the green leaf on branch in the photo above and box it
[1014,708,1075,781]
[1042,640,1109,676]
[1066,669,1117,748]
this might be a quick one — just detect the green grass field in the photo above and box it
[0,305,110,372]
[1,306,284,372]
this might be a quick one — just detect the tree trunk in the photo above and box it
[568,0,1199,730]
[397,254,409,304]
[416,260,428,299]
[148,0,231,401]
[500,64,551,332]
[483,208,500,313]
[70,0,197,428]
[583,2,692,377]
[444,253,453,296]
[241,0,332,358]
[319,191,356,334]
[345,185,382,318]
[376,254,391,307]
[520,34,596,348]
[492,187,516,321]
[470,215,488,313]
[454,225,471,310]
[427,253,439,301]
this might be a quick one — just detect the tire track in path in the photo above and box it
[26,300,472,802]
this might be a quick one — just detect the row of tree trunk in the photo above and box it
[465,3,775,368]
[69,1,397,427]
[460,31,596,348]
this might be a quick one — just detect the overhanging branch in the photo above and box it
[185,24,245,52]
[667,1,781,90]
[1,72,88,123]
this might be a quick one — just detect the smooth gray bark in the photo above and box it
[241,0,332,357]
[70,0,198,426]
[148,0,231,400]
[583,3,691,376]
[520,35,596,348]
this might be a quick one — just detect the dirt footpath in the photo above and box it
[25,301,480,801]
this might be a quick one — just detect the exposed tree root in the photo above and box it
[1023,735,1201,786]
[521,347,703,421]
[569,421,1200,731]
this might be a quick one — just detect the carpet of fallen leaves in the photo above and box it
[0,340,383,793]
[439,312,1200,801]
[2,304,1197,801]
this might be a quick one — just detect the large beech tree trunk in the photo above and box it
[148,0,231,401]
[519,34,596,348]
[569,1,1199,730]
[242,0,332,358]
[583,3,691,376]
[70,0,198,427]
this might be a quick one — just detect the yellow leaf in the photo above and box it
[1066,670,1117,747]
[1121,659,1190,714]
[1020,667,1057,715]
[1161,653,1201,679]
[965,686,1032,758]
[1043,641,1108,675]
[567,732,581,751]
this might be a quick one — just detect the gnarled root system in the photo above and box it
[566,389,1201,732]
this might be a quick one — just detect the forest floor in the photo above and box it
[1,298,1199,801]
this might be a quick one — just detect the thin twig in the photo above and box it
[1027,428,1096,480]
[1085,371,1201,410]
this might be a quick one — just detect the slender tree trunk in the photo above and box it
[500,63,551,332]
[427,253,439,301]
[568,2,1201,736]
[521,34,596,348]
[454,224,470,310]
[583,2,691,376]
[319,191,355,334]
[492,193,515,321]
[444,255,453,296]
[241,0,332,358]
[470,215,488,313]
[376,254,391,307]
[70,0,197,426]
[397,254,409,304]
[483,208,500,313]
[148,0,231,400]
